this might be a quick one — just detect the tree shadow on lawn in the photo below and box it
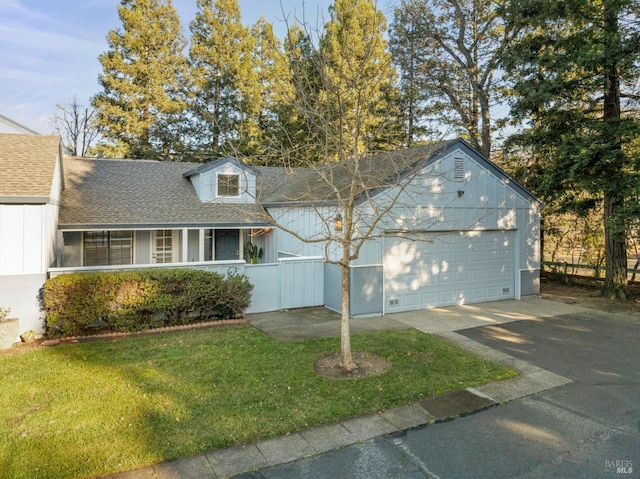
[2,324,514,479]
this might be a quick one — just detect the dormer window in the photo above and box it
[218,174,239,197]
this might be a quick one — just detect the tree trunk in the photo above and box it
[601,3,628,299]
[479,90,491,158]
[340,249,357,371]
[603,192,628,298]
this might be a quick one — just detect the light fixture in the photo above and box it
[334,214,343,232]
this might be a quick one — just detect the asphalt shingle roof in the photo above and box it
[59,139,537,229]
[255,141,453,204]
[59,158,270,229]
[0,134,61,201]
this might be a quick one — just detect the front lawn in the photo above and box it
[0,326,514,479]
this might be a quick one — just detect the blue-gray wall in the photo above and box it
[324,263,383,317]
[350,266,383,316]
[324,263,341,312]
[520,269,540,296]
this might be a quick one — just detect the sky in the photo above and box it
[0,0,396,135]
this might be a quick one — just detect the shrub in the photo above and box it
[42,269,253,338]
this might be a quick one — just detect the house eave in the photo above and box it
[262,200,340,208]
[182,157,262,178]
[0,195,58,205]
[57,221,273,231]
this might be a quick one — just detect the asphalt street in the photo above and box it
[234,310,640,479]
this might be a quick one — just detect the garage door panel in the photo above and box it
[485,267,498,279]
[499,266,513,279]
[384,231,515,312]
[455,271,469,281]
[405,293,420,308]
[500,249,513,260]
[471,287,485,300]
[486,286,500,298]
[438,291,453,303]
[421,292,437,303]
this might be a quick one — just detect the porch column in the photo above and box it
[182,228,188,262]
[55,229,65,267]
[198,229,205,262]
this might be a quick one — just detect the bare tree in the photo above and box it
[237,1,488,373]
[261,0,404,371]
[255,145,461,373]
[50,97,99,156]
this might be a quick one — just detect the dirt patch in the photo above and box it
[540,277,640,316]
[314,351,391,379]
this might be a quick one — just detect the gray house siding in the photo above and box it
[350,265,383,316]
[324,263,341,312]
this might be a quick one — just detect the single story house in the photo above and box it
[1,133,540,336]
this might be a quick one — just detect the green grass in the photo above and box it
[0,326,514,478]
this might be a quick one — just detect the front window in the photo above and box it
[218,174,239,197]
[84,231,133,266]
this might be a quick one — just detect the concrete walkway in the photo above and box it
[104,296,588,479]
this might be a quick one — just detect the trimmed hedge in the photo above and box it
[42,269,253,338]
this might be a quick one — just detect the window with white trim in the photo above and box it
[217,174,240,197]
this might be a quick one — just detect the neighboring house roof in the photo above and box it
[59,158,270,229]
[0,113,41,135]
[0,133,62,204]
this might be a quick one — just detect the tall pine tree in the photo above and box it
[275,23,326,166]
[188,0,258,159]
[247,17,292,163]
[503,0,640,298]
[318,0,401,160]
[389,0,435,146]
[92,0,188,159]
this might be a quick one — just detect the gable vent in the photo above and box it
[454,158,464,181]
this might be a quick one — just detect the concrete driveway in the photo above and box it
[239,299,640,479]
[248,296,597,341]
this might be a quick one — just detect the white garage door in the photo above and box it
[384,231,515,313]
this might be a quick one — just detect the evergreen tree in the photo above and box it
[503,0,640,298]
[188,0,258,159]
[92,0,188,159]
[318,0,401,160]
[277,23,326,166]
[247,17,291,163]
[389,1,435,146]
